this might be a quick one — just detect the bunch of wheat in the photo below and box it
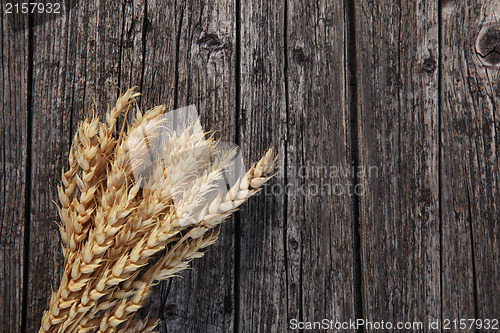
[38,88,276,333]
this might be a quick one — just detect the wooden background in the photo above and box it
[1,0,500,332]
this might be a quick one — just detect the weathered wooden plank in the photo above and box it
[238,0,288,331]
[140,0,237,331]
[139,0,176,111]
[27,2,124,331]
[0,13,28,333]
[119,0,145,101]
[441,0,500,323]
[285,0,355,330]
[356,1,441,330]
[237,0,358,330]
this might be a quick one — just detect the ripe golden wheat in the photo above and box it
[39,88,276,333]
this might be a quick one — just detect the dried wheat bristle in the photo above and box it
[39,88,277,333]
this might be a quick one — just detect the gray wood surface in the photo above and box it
[0,12,28,333]
[238,0,288,331]
[355,1,441,331]
[284,0,355,329]
[441,0,500,324]
[1,0,499,332]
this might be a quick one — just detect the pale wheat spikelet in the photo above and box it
[57,88,141,260]
[105,88,141,141]
[57,116,100,257]
[110,122,217,257]
[198,147,277,230]
[93,231,219,332]
[39,182,142,333]
[115,317,160,333]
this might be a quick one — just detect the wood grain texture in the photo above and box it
[285,0,355,329]
[0,12,28,333]
[1,0,500,332]
[237,0,354,331]
[441,0,500,323]
[118,0,144,101]
[238,0,288,331]
[355,1,441,330]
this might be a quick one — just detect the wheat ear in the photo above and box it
[39,88,277,333]
[40,89,141,333]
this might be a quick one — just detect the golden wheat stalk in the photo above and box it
[39,88,276,333]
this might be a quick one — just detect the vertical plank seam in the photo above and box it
[1,7,9,328]
[346,0,364,330]
[21,9,34,333]
[116,0,126,99]
[298,127,304,329]
[282,0,291,326]
[234,0,242,329]
[173,2,183,111]
[0,8,4,267]
[466,171,480,324]
[68,25,77,145]
[81,27,88,115]
[437,0,444,324]
[463,63,482,325]
[139,0,148,103]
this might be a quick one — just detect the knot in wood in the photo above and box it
[475,23,500,67]
[421,56,436,74]
[293,47,312,64]
[288,237,299,250]
[163,303,178,317]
